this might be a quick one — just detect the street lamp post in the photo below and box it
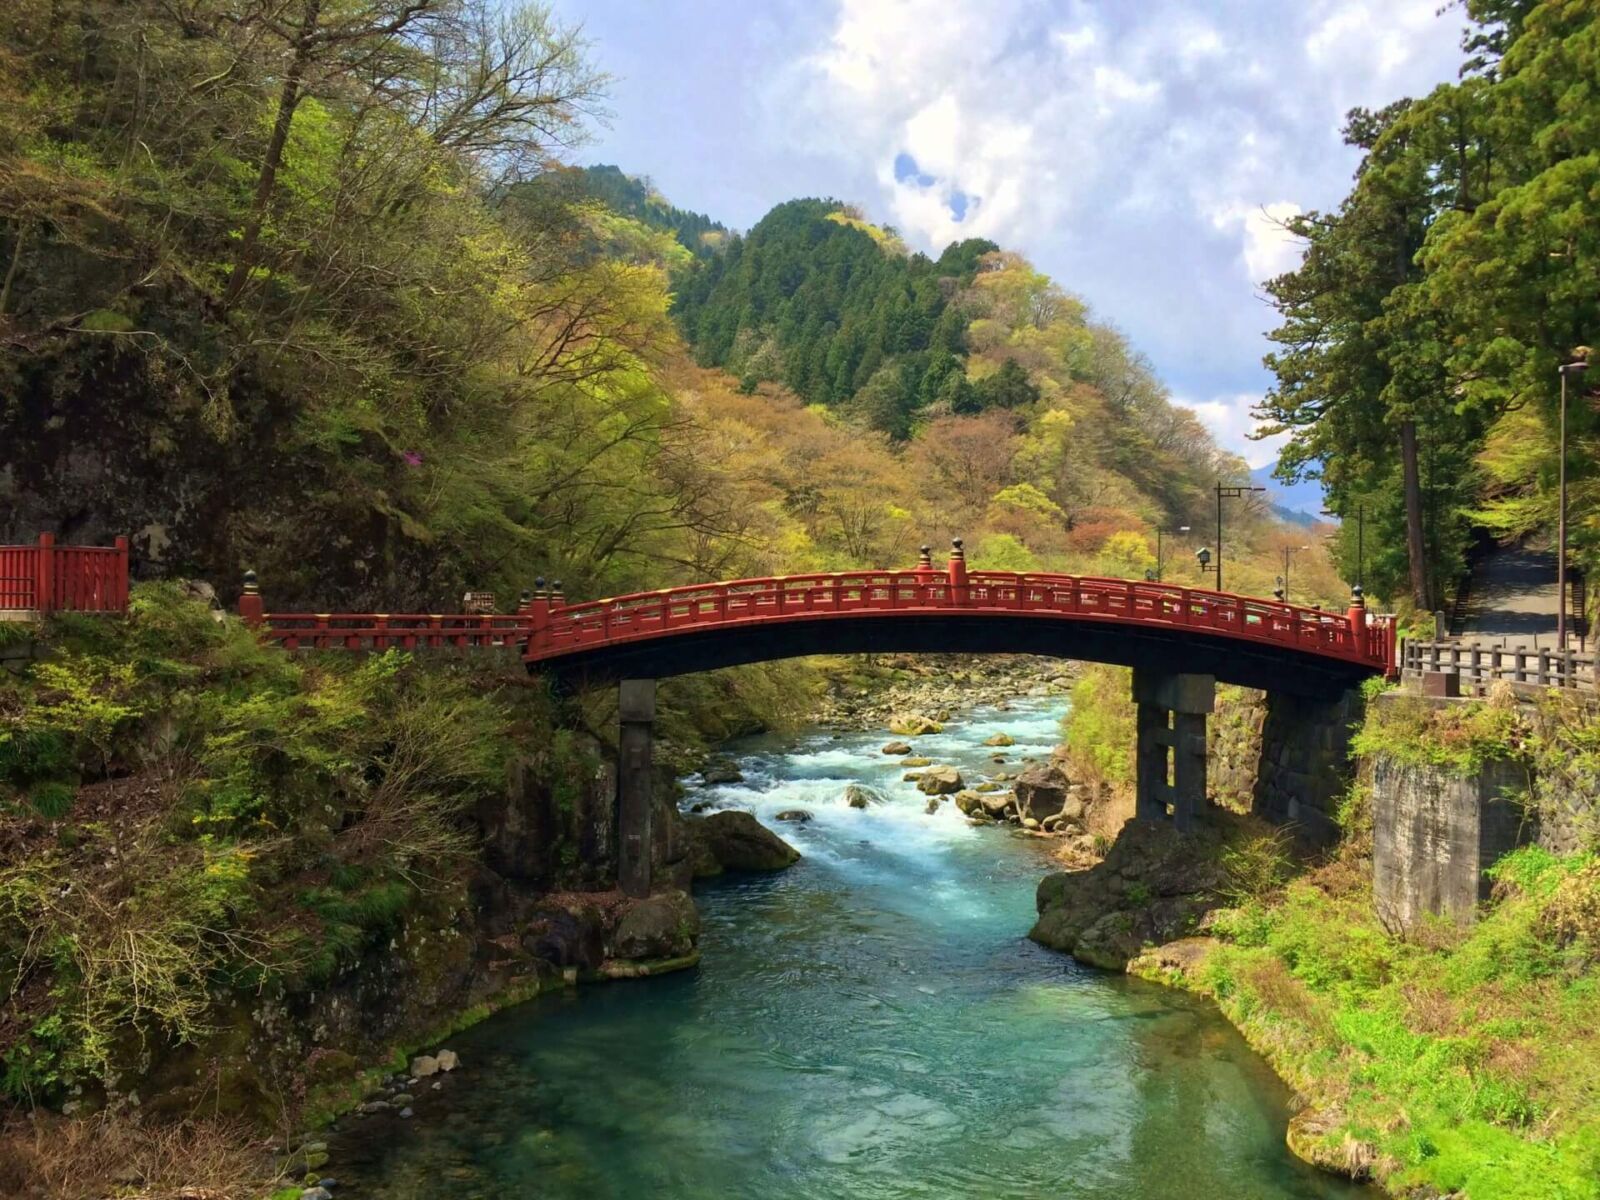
[1156,525,1190,582]
[1211,481,1266,593]
[1559,357,1589,650]
[1281,544,1310,603]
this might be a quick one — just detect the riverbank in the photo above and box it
[1029,696,1600,1200]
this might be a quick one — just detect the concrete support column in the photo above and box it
[1132,670,1215,832]
[618,678,656,897]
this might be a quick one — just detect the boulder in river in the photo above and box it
[979,792,1014,820]
[775,809,813,823]
[1014,762,1071,822]
[953,790,983,816]
[689,810,801,872]
[881,740,914,756]
[916,765,964,795]
[845,783,885,809]
[701,760,744,785]
[924,796,944,815]
[901,756,932,767]
[612,889,699,961]
[984,733,1015,747]
[888,712,944,736]
[523,899,607,972]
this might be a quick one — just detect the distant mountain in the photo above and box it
[1251,464,1325,527]
[575,164,728,256]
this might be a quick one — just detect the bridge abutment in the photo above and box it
[618,678,656,898]
[1132,671,1215,832]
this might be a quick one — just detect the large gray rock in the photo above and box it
[1014,762,1071,821]
[690,810,801,872]
[522,899,607,971]
[1029,820,1232,969]
[612,889,700,961]
[916,765,964,795]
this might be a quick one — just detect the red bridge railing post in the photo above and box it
[238,569,264,627]
[35,532,56,615]
[947,538,968,605]
[1346,584,1367,660]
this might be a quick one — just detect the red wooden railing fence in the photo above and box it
[0,533,130,614]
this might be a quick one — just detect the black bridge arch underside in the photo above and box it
[530,612,1376,698]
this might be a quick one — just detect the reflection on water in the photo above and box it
[335,699,1373,1199]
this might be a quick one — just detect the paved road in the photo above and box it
[1456,544,1562,647]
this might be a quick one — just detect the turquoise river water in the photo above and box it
[336,698,1375,1199]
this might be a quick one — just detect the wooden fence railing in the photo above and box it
[1401,638,1596,690]
[0,533,130,615]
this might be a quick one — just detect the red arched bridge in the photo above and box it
[232,541,1393,895]
[520,546,1393,697]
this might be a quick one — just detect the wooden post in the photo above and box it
[35,532,55,614]
[947,537,968,604]
[113,536,129,611]
[237,569,264,626]
[618,679,656,898]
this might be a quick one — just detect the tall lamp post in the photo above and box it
[1559,356,1589,650]
[1281,544,1310,603]
[1155,525,1190,582]
[1200,481,1266,592]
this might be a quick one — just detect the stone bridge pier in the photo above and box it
[1133,670,1215,832]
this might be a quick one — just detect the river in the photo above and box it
[336,698,1374,1199]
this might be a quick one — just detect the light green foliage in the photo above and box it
[1062,664,1134,788]
[1186,848,1600,1199]
[1351,692,1527,776]
[0,587,522,1099]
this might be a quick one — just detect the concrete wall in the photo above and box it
[1371,753,1530,927]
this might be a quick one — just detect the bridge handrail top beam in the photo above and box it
[546,569,1372,626]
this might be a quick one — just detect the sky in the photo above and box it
[548,0,1468,481]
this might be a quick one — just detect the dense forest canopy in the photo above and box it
[0,0,1333,615]
[1259,0,1600,614]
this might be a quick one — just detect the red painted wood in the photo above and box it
[0,536,130,614]
[519,570,1396,675]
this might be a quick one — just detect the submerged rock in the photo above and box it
[689,810,801,871]
[774,809,813,823]
[924,796,943,815]
[701,761,744,785]
[901,757,932,768]
[845,783,884,808]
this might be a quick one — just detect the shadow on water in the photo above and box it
[333,699,1376,1199]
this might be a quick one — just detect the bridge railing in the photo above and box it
[1401,637,1595,691]
[530,569,1395,672]
[0,533,130,615]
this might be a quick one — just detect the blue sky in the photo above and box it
[550,0,1467,477]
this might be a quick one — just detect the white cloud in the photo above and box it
[1173,393,1286,469]
[761,0,1462,458]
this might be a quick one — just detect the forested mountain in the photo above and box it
[0,0,1330,619]
[1260,0,1600,613]
[567,164,728,257]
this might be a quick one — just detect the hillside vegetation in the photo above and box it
[1261,0,1600,613]
[0,0,1338,616]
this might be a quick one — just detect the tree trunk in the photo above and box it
[222,0,322,308]
[1400,418,1429,610]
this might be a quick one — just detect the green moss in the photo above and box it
[1352,692,1526,776]
[1162,850,1600,1199]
